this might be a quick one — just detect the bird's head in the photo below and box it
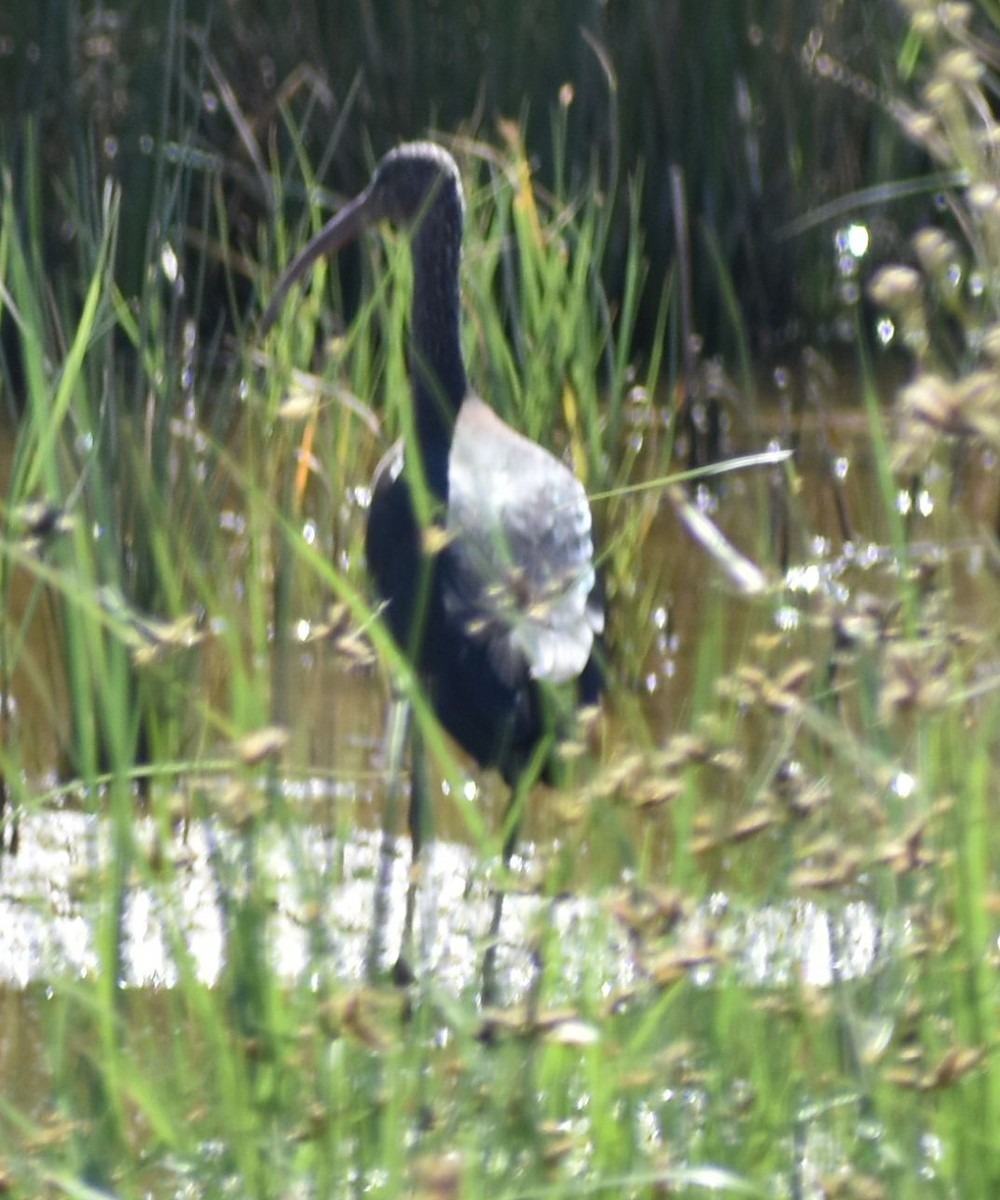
[259,141,464,336]
[369,142,464,230]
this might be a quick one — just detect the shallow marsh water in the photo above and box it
[2,366,1000,1191]
[0,373,968,966]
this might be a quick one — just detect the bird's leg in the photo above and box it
[395,716,433,985]
[482,737,553,1010]
[499,780,527,867]
[481,874,507,1011]
[366,693,412,980]
[408,717,431,860]
[481,766,534,1009]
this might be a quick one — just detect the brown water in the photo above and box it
[1,368,998,1003]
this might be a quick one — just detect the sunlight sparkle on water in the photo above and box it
[876,317,895,346]
[218,510,245,534]
[695,484,719,515]
[302,519,318,545]
[785,563,821,594]
[920,1132,944,1175]
[440,778,479,803]
[892,771,916,799]
[775,606,801,632]
[160,242,179,284]
[856,543,884,569]
[838,280,860,305]
[835,222,870,260]
[895,486,933,517]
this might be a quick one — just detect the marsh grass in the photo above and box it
[5,6,1000,1198]
[0,72,696,1195]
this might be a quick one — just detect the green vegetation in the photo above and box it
[1,1,1000,1197]
[0,0,921,355]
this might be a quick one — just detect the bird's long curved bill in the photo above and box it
[258,184,376,337]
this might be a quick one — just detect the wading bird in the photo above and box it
[261,144,603,975]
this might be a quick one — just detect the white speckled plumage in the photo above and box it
[447,397,602,685]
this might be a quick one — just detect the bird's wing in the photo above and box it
[445,398,602,686]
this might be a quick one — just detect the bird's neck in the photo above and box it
[409,199,466,502]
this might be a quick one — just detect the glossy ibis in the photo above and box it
[262,141,603,869]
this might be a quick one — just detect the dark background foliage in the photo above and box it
[1,0,922,358]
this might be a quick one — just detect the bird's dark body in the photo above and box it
[366,466,532,781]
[365,440,600,786]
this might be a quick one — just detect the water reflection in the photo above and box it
[0,806,892,998]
